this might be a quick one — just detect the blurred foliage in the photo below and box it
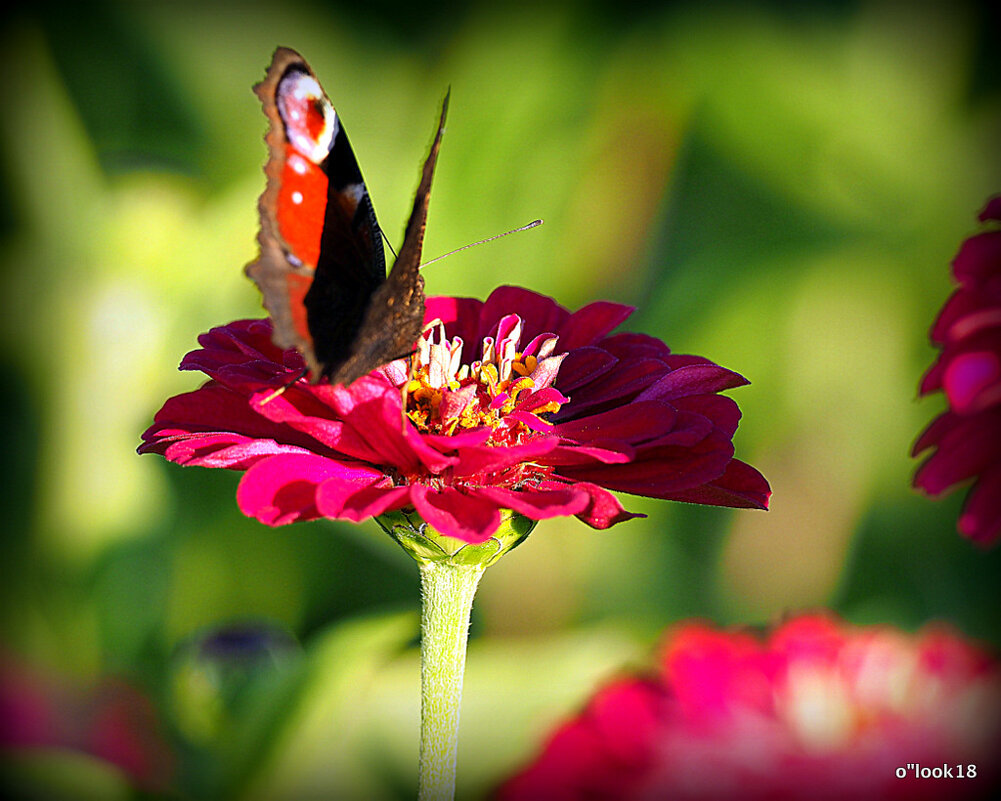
[1,0,999,798]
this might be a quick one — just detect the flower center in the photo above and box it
[405,313,567,444]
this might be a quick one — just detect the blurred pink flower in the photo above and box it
[914,196,1001,546]
[0,652,173,790]
[499,614,1001,800]
[140,286,769,543]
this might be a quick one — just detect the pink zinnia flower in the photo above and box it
[139,286,769,543]
[914,196,1001,546]
[499,614,1001,801]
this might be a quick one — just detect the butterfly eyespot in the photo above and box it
[276,70,338,164]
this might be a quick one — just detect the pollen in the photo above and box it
[404,317,567,440]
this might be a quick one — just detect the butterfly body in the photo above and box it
[246,47,445,386]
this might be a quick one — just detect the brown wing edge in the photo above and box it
[244,47,324,378]
[327,91,450,388]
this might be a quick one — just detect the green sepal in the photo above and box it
[377,508,536,568]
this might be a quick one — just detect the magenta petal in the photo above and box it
[943,351,1001,413]
[562,359,671,416]
[164,434,309,469]
[515,387,570,415]
[913,199,1001,545]
[930,289,975,345]
[557,347,618,392]
[425,295,484,344]
[505,410,556,431]
[671,395,741,437]
[250,389,393,465]
[587,680,663,764]
[453,436,560,477]
[914,411,1001,495]
[324,383,424,472]
[194,319,279,363]
[410,485,501,543]
[979,195,1001,222]
[572,482,645,529]
[480,286,569,344]
[953,230,1001,284]
[641,410,714,448]
[555,401,677,446]
[558,301,634,350]
[663,354,715,370]
[139,383,329,457]
[475,485,590,519]
[959,464,1001,546]
[236,453,346,526]
[660,458,771,510]
[635,364,749,402]
[912,411,962,456]
[402,425,462,472]
[545,441,635,466]
[600,332,672,361]
[420,427,492,452]
[316,478,411,522]
[560,434,734,496]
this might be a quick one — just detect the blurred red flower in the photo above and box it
[0,652,173,790]
[499,614,1001,800]
[914,196,1001,546]
[140,286,768,542]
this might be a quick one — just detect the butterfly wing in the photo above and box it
[246,47,385,381]
[326,92,449,388]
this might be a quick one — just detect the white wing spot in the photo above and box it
[277,72,339,165]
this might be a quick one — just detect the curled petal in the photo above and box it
[572,482,646,529]
[236,453,347,526]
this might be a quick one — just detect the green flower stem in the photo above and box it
[417,560,484,801]
[377,509,537,801]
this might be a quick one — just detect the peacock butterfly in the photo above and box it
[246,47,447,387]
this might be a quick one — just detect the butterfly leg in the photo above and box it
[258,366,310,405]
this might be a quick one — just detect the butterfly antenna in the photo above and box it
[420,219,543,268]
[259,367,309,405]
[381,227,399,260]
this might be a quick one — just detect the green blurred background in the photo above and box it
[1,0,999,798]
